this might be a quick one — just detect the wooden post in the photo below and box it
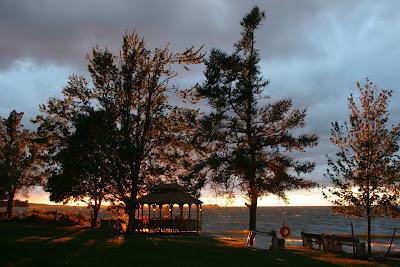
[200,204,202,232]
[179,204,183,232]
[188,204,191,220]
[141,205,144,219]
[386,228,397,258]
[351,222,356,257]
[169,204,174,233]
[148,204,151,233]
[196,204,199,232]
[159,204,162,219]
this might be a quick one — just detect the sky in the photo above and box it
[1,0,400,206]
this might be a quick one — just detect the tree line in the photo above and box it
[0,7,399,257]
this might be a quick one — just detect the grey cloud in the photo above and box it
[1,0,389,69]
[1,0,400,186]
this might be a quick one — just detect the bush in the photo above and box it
[21,209,89,225]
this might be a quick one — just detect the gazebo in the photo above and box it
[134,183,203,234]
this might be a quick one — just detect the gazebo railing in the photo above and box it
[134,218,201,233]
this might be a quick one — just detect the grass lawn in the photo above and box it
[0,221,398,267]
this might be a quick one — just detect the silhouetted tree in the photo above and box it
[46,110,117,227]
[196,7,318,231]
[0,119,5,201]
[0,111,42,218]
[95,33,203,231]
[324,79,400,257]
[35,32,203,232]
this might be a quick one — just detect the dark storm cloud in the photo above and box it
[1,0,400,187]
[0,0,378,69]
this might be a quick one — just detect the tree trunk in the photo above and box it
[127,211,135,233]
[6,188,16,219]
[366,185,372,257]
[248,199,257,231]
[367,214,372,257]
[246,198,257,246]
[91,205,100,228]
[126,163,140,233]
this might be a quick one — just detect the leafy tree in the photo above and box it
[323,79,400,257]
[96,33,203,231]
[46,110,117,227]
[35,32,203,231]
[195,7,318,231]
[0,110,42,218]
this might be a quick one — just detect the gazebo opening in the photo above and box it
[134,183,202,234]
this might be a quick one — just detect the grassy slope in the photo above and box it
[0,221,398,267]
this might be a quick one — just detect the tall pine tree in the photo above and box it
[196,7,318,231]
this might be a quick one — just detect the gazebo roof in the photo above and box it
[137,183,202,205]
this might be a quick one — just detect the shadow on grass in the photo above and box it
[0,220,367,266]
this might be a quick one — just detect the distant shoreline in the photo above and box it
[23,202,333,208]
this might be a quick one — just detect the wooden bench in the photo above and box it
[323,234,366,257]
[301,232,324,250]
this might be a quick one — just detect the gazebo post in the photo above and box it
[148,204,151,231]
[188,204,191,220]
[196,204,199,233]
[179,205,183,220]
[148,204,151,219]
[159,204,162,219]
[141,205,144,220]
[169,204,173,233]
[179,204,183,232]
[200,204,202,232]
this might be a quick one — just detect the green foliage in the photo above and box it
[324,79,400,255]
[0,110,42,217]
[195,7,318,229]
[45,110,118,225]
[22,209,88,225]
